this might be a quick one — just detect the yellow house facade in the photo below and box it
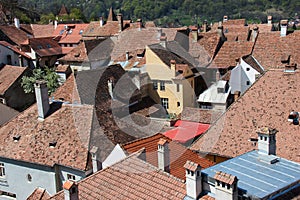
[145,45,196,117]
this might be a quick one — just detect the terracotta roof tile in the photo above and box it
[0,103,19,127]
[180,107,223,124]
[191,69,300,163]
[59,41,87,62]
[200,195,215,200]
[252,31,300,69]
[26,187,51,200]
[0,25,29,46]
[24,37,62,57]
[63,180,75,190]
[53,24,88,44]
[214,171,237,185]
[50,152,186,200]
[122,133,214,180]
[0,65,27,95]
[31,24,55,38]
[183,160,200,172]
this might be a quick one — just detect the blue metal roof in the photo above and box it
[202,150,300,199]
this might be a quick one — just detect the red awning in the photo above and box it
[164,120,209,143]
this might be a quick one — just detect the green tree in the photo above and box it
[21,67,61,95]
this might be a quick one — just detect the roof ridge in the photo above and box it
[121,132,164,147]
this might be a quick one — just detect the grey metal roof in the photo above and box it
[202,150,300,199]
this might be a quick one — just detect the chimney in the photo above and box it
[157,138,170,172]
[99,16,103,27]
[284,63,297,73]
[125,51,129,61]
[191,27,198,42]
[34,80,50,120]
[117,14,123,32]
[14,18,20,29]
[280,20,288,37]
[217,24,226,41]
[18,55,23,67]
[216,70,220,81]
[54,20,58,29]
[267,15,272,25]
[203,20,208,33]
[223,15,228,23]
[137,18,142,31]
[160,33,167,48]
[214,171,238,200]
[107,77,114,99]
[63,180,78,200]
[257,127,278,155]
[90,146,101,173]
[233,91,240,101]
[252,26,259,42]
[184,160,202,199]
[170,60,176,72]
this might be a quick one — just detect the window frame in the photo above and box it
[153,80,158,90]
[160,98,169,109]
[67,174,76,181]
[160,81,165,91]
[0,163,5,178]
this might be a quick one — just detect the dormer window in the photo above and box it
[217,87,224,93]
[37,45,43,49]
[13,135,21,142]
[68,29,73,35]
[79,29,83,35]
[46,44,51,48]
[49,141,57,148]
[59,30,64,35]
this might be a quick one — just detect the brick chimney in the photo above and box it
[252,26,259,42]
[34,80,50,120]
[184,160,202,199]
[157,138,170,172]
[90,146,101,173]
[63,180,78,200]
[217,24,226,41]
[223,15,228,23]
[137,18,142,31]
[267,16,272,25]
[214,171,238,200]
[160,33,167,48]
[257,127,277,155]
[280,20,288,37]
[117,14,123,32]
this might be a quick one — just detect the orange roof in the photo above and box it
[164,120,210,143]
[122,133,214,180]
[0,40,31,59]
[0,25,29,46]
[214,171,237,185]
[0,65,27,95]
[63,180,75,190]
[27,187,51,200]
[53,24,89,44]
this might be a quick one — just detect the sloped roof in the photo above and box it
[53,24,89,44]
[0,103,19,127]
[252,31,300,69]
[180,107,223,124]
[0,65,27,95]
[83,20,130,37]
[122,133,214,180]
[27,187,51,200]
[58,4,68,16]
[58,41,88,62]
[31,24,55,38]
[198,80,231,104]
[25,37,62,57]
[209,41,254,69]
[49,151,186,200]
[191,69,300,163]
[107,7,117,21]
[111,28,178,60]
[0,40,31,59]
[0,25,29,46]
[242,54,264,74]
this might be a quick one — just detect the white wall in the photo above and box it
[102,144,126,169]
[0,46,21,66]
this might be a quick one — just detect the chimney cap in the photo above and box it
[280,20,288,25]
[257,127,278,135]
[184,160,201,172]
[158,138,168,146]
[90,146,98,154]
[35,80,47,86]
[268,16,273,20]
[63,180,75,190]
[253,26,259,30]
[214,171,237,185]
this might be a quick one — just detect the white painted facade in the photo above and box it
[102,144,127,169]
[229,57,263,95]
[0,45,30,67]
[0,158,86,200]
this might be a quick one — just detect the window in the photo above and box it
[176,84,180,92]
[27,174,32,182]
[160,98,169,109]
[153,80,158,90]
[246,67,250,71]
[246,81,250,85]
[222,182,225,187]
[79,29,83,35]
[160,81,165,91]
[67,174,76,180]
[177,102,180,107]
[59,30,64,35]
[46,44,51,48]
[7,55,11,65]
[0,98,5,104]
[227,184,230,189]
[0,163,5,178]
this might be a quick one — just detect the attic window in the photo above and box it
[49,141,57,148]
[13,135,21,142]
[59,30,64,35]
[246,67,250,71]
[74,52,80,57]
[46,44,51,48]
[217,88,225,93]
[37,45,43,49]
[68,29,73,35]
[79,29,83,35]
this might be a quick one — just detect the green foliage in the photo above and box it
[40,13,56,24]
[21,67,61,95]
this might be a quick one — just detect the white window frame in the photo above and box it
[67,174,76,181]
[0,163,5,178]
[160,81,165,91]
[161,98,169,109]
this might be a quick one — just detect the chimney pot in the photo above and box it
[117,14,123,32]
[280,20,288,37]
[14,18,20,29]
[214,171,238,200]
[223,15,228,22]
[257,127,277,155]
[34,80,50,120]
[284,63,297,73]
[184,160,202,199]
[160,33,167,48]
[63,180,78,200]
[157,138,170,172]
[90,146,101,173]
[99,16,104,27]
[137,18,142,31]
[267,16,272,25]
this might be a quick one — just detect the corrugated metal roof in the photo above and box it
[202,150,300,199]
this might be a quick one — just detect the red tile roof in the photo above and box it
[27,187,51,200]
[53,24,89,44]
[83,20,130,37]
[0,103,93,170]
[184,160,200,171]
[0,40,31,59]
[31,24,55,38]
[214,171,237,185]
[122,133,214,180]
[200,195,215,200]
[24,37,62,57]
[164,120,210,143]
[180,107,223,124]
[196,32,222,60]
[0,25,29,46]
[209,41,254,69]
[252,31,300,69]
[49,151,187,200]
[63,180,75,190]
[191,69,300,163]
[0,65,27,95]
